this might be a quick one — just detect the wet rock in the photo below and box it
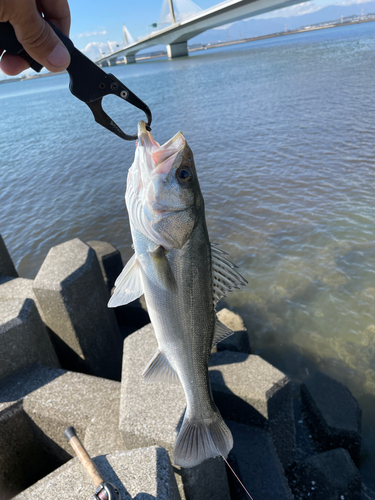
[33,238,122,380]
[0,298,59,382]
[290,448,361,500]
[15,447,181,500]
[0,235,18,278]
[301,371,361,464]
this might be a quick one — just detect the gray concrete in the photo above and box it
[23,370,121,459]
[215,308,250,353]
[0,298,59,382]
[0,365,66,500]
[0,235,18,278]
[0,277,44,319]
[167,41,188,58]
[124,54,136,64]
[15,447,181,500]
[33,238,122,380]
[120,324,231,500]
[209,350,295,469]
[290,448,361,500]
[227,421,294,500]
[301,371,362,464]
[87,240,123,293]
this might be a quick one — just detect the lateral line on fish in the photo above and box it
[220,453,254,500]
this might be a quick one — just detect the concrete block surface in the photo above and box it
[0,365,66,500]
[227,421,294,500]
[290,448,361,500]
[0,235,18,278]
[0,277,44,318]
[301,371,362,463]
[209,350,295,469]
[33,238,122,380]
[87,240,123,292]
[23,371,121,458]
[216,308,250,353]
[15,447,181,500]
[0,298,59,382]
[120,324,231,500]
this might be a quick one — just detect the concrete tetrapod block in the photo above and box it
[15,447,181,500]
[87,240,123,293]
[301,371,362,464]
[120,324,231,500]
[23,370,123,460]
[0,365,66,500]
[0,277,43,318]
[33,238,122,380]
[290,448,362,500]
[215,308,250,353]
[209,350,295,469]
[0,298,60,382]
[0,235,18,278]
[227,422,294,500]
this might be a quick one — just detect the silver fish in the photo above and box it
[109,121,246,468]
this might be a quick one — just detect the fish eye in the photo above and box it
[176,166,193,184]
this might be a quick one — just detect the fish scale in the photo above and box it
[109,121,246,467]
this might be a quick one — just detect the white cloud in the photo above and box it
[256,0,374,18]
[81,40,124,61]
[76,30,107,38]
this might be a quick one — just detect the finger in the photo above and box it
[38,0,71,36]
[0,53,29,75]
[12,2,70,73]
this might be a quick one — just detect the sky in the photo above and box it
[0,0,373,78]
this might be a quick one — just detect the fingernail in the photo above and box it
[47,44,70,67]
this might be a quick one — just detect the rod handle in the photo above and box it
[64,426,104,488]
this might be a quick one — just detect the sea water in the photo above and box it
[1,21,375,493]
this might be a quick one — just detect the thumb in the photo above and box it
[13,9,70,72]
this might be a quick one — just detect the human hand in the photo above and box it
[0,0,71,75]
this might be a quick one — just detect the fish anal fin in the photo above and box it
[142,349,179,384]
[148,246,177,293]
[212,318,233,348]
[173,413,233,468]
[108,254,143,308]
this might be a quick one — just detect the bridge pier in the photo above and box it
[99,61,109,67]
[124,54,136,64]
[109,57,118,66]
[167,41,188,59]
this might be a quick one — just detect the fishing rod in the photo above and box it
[64,426,120,500]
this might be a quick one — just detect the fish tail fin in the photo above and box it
[173,411,233,468]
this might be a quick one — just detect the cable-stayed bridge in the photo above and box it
[98,0,308,65]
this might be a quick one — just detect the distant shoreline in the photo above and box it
[1,17,374,85]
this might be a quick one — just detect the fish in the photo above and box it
[109,121,247,468]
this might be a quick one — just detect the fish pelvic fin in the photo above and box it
[142,349,179,384]
[108,253,143,308]
[173,411,233,468]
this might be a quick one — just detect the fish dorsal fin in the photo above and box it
[212,317,233,347]
[142,349,179,384]
[108,254,143,308]
[211,244,247,305]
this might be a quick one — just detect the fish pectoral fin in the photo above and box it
[173,413,233,468]
[148,246,177,293]
[108,254,144,308]
[212,317,233,347]
[142,349,179,384]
